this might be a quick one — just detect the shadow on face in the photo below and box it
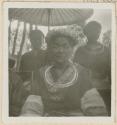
[47,36,73,64]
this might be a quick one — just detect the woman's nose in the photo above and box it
[59,48,64,53]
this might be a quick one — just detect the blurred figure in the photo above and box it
[102,29,111,82]
[21,28,107,116]
[74,21,111,115]
[9,58,25,116]
[67,24,87,60]
[19,29,45,82]
[102,30,111,47]
[18,30,46,114]
[9,58,16,69]
[74,21,110,80]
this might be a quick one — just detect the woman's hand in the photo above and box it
[23,81,31,92]
[84,107,108,116]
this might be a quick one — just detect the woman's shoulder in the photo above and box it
[74,62,90,73]
[39,65,49,74]
[68,63,92,98]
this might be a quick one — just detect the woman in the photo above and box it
[21,28,107,116]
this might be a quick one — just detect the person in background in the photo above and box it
[102,30,111,84]
[20,28,107,116]
[9,58,26,116]
[74,21,111,115]
[19,29,45,82]
[102,30,111,47]
[18,30,46,114]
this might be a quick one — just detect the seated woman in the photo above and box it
[21,28,108,116]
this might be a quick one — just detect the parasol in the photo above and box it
[9,8,93,30]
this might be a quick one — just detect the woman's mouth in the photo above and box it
[55,54,65,58]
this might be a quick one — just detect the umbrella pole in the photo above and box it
[48,9,51,31]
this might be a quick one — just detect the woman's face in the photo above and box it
[48,36,73,64]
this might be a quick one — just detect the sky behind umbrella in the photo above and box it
[88,9,111,33]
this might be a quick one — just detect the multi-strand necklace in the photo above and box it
[45,63,78,93]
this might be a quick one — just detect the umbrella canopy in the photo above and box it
[9,8,93,27]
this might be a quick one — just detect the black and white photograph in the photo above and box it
[2,2,116,123]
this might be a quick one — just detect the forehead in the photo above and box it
[53,36,70,45]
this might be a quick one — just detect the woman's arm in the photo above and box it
[20,95,44,116]
[77,64,108,116]
[81,88,108,116]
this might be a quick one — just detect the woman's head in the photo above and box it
[46,30,77,64]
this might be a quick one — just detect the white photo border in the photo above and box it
[2,2,116,124]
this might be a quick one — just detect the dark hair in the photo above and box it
[9,58,15,69]
[29,29,44,42]
[46,31,77,48]
[83,21,102,35]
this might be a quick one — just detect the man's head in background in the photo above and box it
[29,30,44,50]
[83,21,102,44]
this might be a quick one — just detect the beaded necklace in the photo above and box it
[45,64,78,93]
